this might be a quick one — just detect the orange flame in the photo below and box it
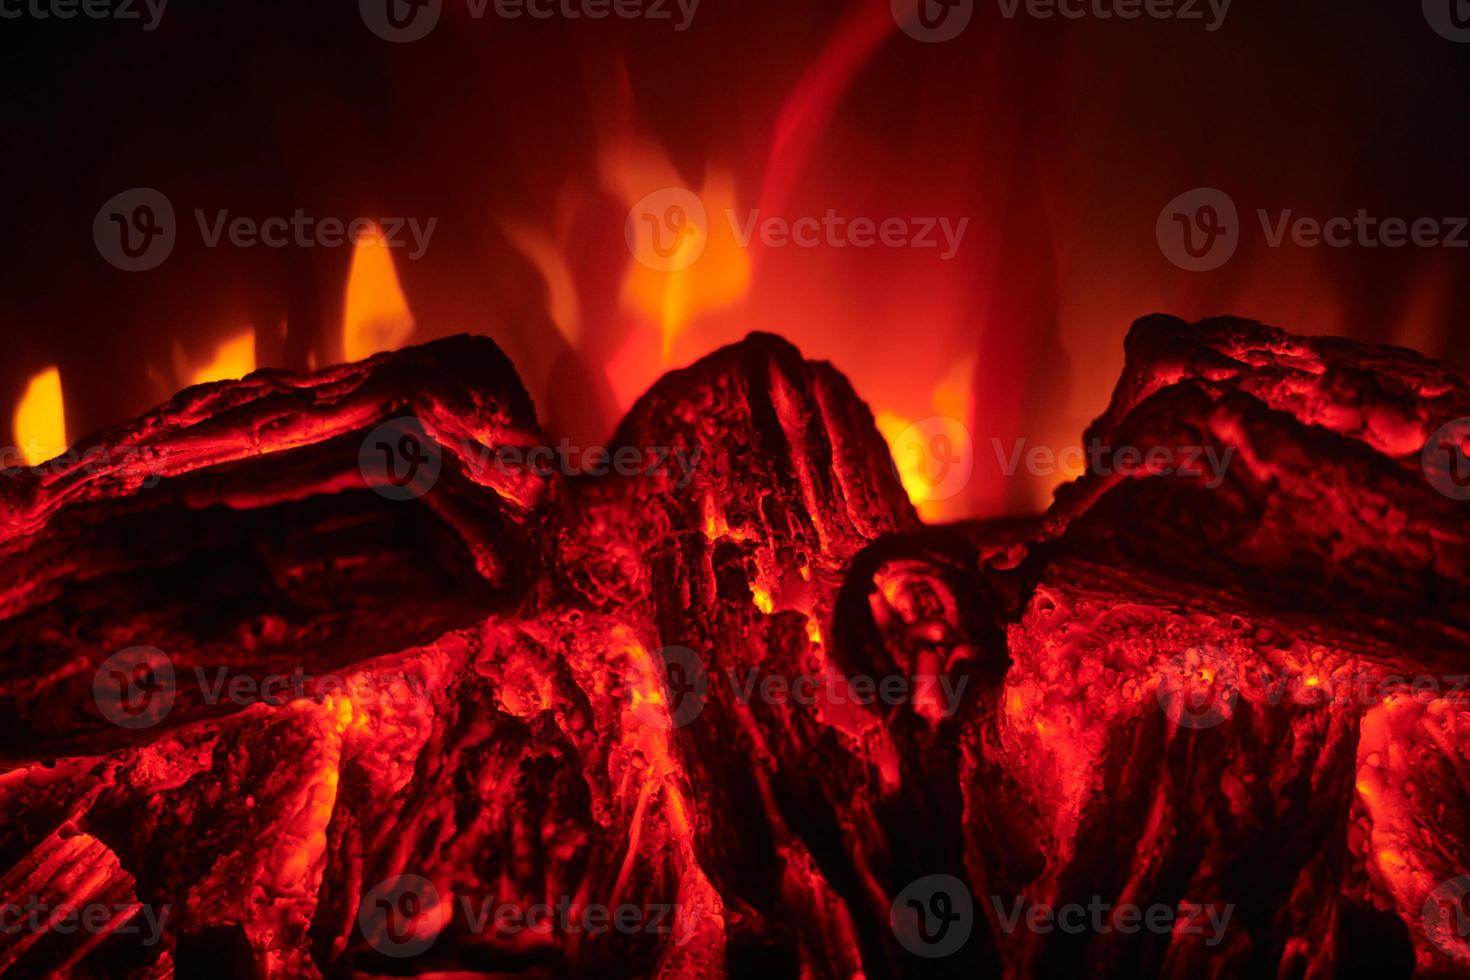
[188,329,257,386]
[618,173,750,361]
[604,140,750,396]
[343,223,415,363]
[875,356,975,522]
[12,367,66,466]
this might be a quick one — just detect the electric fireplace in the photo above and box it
[1,1,1469,977]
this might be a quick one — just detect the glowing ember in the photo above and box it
[0,316,1466,977]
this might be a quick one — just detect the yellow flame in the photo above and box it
[189,330,256,386]
[604,141,750,365]
[12,367,66,465]
[633,177,747,363]
[876,411,928,504]
[343,223,415,363]
[876,410,971,523]
[875,357,975,522]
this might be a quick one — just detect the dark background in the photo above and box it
[1,0,1466,514]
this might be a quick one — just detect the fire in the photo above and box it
[605,140,750,404]
[619,173,751,361]
[188,330,256,386]
[502,220,581,347]
[12,366,66,466]
[875,359,974,522]
[2,317,1468,974]
[876,411,930,507]
[342,223,415,362]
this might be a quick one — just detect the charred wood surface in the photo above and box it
[0,319,1466,978]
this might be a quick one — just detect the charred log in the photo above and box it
[0,318,1466,978]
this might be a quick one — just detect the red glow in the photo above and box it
[0,314,1467,976]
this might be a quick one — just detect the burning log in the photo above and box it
[0,317,1465,977]
[0,336,555,760]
